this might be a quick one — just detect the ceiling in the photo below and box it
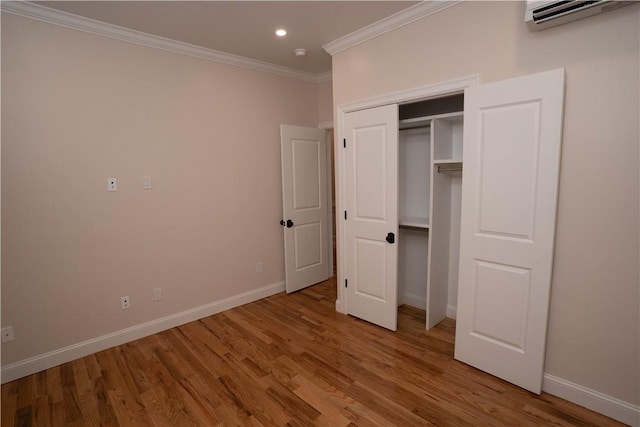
[35,1,419,75]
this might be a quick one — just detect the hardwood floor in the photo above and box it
[2,277,624,426]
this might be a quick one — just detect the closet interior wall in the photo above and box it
[397,94,464,329]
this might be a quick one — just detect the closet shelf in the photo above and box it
[399,215,430,230]
[399,111,464,130]
[433,159,462,165]
[399,117,431,130]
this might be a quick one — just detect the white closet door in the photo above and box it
[455,69,565,394]
[345,104,399,331]
[280,125,330,293]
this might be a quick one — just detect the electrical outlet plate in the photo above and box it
[121,296,130,309]
[1,326,15,343]
[107,178,118,191]
[153,288,162,301]
[256,262,263,273]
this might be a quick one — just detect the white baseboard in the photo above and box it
[1,281,285,384]
[543,373,640,426]
[447,305,457,319]
[401,297,457,321]
[401,292,426,309]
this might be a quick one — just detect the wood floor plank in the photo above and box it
[218,374,291,426]
[91,375,119,426]
[1,392,17,427]
[1,278,626,426]
[31,394,52,427]
[183,373,242,426]
[15,376,35,412]
[289,374,353,427]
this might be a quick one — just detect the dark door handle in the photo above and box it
[280,219,294,228]
[386,232,395,244]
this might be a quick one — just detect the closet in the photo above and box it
[397,94,464,329]
[341,69,565,393]
[342,93,465,332]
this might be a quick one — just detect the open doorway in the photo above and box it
[329,130,337,278]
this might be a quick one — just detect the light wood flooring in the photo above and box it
[1,277,624,426]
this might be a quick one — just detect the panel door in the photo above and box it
[280,125,330,293]
[455,69,565,393]
[345,104,399,331]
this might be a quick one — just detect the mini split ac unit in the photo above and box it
[525,0,634,31]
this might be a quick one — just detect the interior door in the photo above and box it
[455,69,565,394]
[280,125,330,293]
[344,104,399,331]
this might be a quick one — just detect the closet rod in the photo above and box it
[437,165,463,173]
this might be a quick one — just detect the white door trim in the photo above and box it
[335,75,479,313]
[318,121,335,279]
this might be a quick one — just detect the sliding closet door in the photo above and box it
[344,104,399,331]
[455,69,565,394]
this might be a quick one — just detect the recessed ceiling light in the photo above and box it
[275,29,287,37]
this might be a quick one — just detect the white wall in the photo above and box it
[332,0,639,412]
[1,13,321,370]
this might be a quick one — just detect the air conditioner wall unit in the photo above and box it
[525,0,634,31]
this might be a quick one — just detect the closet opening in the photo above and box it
[396,93,465,331]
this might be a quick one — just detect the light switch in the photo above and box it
[143,176,152,190]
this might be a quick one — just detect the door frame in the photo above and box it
[318,121,335,278]
[334,75,479,314]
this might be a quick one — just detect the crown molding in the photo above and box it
[1,1,332,84]
[323,0,461,56]
[314,71,333,84]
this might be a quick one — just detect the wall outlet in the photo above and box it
[1,327,14,343]
[256,262,263,273]
[143,176,152,190]
[153,288,162,301]
[121,296,130,309]
[107,178,118,191]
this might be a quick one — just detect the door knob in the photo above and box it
[386,232,395,244]
[280,219,294,228]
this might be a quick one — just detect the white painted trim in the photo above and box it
[341,74,479,114]
[323,1,461,56]
[314,72,333,84]
[317,122,335,279]
[335,75,479,319]
[401,293,426,310]
[400,297,455,318]
[401,296,456,319]
[543,374,640,426]
[1,281,285,384]
[325,127,335,280]
[446,305,457,319]
[318,121,334,130]
[1,2,330,84]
